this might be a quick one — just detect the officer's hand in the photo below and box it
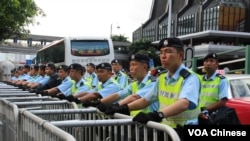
[65,95,76,102]
[56,93,67,100]
[82,100,101,107]
[41,91,49,96]
[133,111,164,124]
[29,89,36,93]
[96,103,108,112]
[65,95,81,104]
[105,104,130,115]
[82,101,92,107]
[89,100,101,107]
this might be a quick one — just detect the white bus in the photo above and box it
[35,36,115,66]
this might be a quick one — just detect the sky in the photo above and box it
[28,0,153,42]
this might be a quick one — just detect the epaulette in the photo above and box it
[216,73,225,79]
[80,82,84,87]
[148,75,157,82]
[158,70,168,76]
[180,69,191,79]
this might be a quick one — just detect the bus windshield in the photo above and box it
[35,36,114,66]
[71,40,110,56]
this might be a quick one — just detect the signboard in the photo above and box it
[216,69,225,75]
[184,47,194,68]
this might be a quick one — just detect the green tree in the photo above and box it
[111,34,129,42]
[128,38,161,67]
[0,0,45,40]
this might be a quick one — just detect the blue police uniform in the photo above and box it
[90,73,98,88]
[32,75,43,82]
[38,75,50,86]
[85,72,98,88]
[26,74,39,82]
[57,76,74,93]
[89,77,121,98]
[144,64,200,110]
[22,73,32,80]
[64,78,91,96]
[203,70,228,99]
[118,73,158,112]
[113,70,128,89]
[185,70,228,125]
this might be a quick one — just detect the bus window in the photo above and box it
[71,40,110,56]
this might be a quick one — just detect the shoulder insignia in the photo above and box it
[80,82,84,87]
[180,69,191,79]
[158,70,168,76]
[148,75,157,82]
[216,73,225,79]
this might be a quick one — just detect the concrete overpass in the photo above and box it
[0,34,64,54]
[0,34,131,55]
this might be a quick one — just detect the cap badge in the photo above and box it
[163,40,168,46]
[131,55,135,60]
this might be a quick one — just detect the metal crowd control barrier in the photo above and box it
[0,93,39,97]
[3,96,59,102]
[13,101,78,110]
[0,99,19,141]
[25,108,180,141]
[0,98,79,141]
[0,84,18,89]
[19,109,76,141]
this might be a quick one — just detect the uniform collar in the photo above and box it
[166,64,185,81]
[102,77,113,88]
[203,71,217,81]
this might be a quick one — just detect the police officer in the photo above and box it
[97,54,158,116]
[85,63,98,89]
[42,65,74,96]
[57,63,92,99]
[13,65,31,86]
[128,37,200,140]
[111,59,129,89]
[69,62,121,104]
[196,53,229,124]
[27,64,48,90]
[21,64,40,89]
[30,63,61,93]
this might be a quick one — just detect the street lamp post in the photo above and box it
[110,22,120,37]
[167,0,172,37]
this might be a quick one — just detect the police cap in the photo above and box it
[96,62,112,71]
[31,64,39,70]
[129,53,150,64]
[86,63,95,68]
[69,63,83,71]
[45,63,56,70]
[158,37,184,50]
[58,65,69,72]
[203,53,218,61]
[111,59,122,65]
[18,66,23,70]
[39,64,46,70]
[24,64,31,69]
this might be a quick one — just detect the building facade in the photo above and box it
[133,0,250,44]
[132,0,250,73]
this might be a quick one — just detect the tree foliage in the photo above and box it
[0,0,45,40]
[111,34,129,42]
[128,38,161,67]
